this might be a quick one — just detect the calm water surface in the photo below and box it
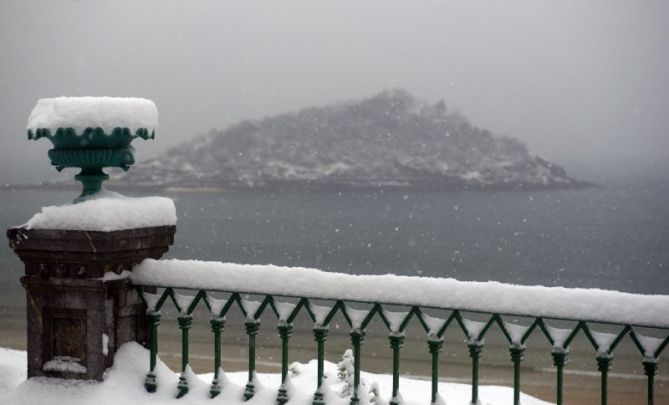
[1,184,667,295]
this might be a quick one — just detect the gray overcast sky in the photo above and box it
[1,0,667,185]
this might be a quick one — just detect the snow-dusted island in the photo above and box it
[118,90,589,192]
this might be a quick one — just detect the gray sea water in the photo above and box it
[1,184,668,295]
[2,185,669,403]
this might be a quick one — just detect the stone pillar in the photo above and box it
[7,225,175,381]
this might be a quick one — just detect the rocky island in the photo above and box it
[117,89,589,191]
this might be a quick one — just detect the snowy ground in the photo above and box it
[0,344,552,405]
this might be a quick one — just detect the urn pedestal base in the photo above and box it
[7,225,176,381]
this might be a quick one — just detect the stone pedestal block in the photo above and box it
[7,225,175,381]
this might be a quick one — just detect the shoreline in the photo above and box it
[1,311,665,405]
[1,179,597,194]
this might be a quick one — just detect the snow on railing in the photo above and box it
[131,259,669,405]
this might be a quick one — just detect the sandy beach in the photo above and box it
[1,291,665,405]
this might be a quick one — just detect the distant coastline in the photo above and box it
[2,178,596,194]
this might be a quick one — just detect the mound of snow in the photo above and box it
[27,97,158,135]
[24,192,176,232]
[0,343,552,405]
[133,259,669,328]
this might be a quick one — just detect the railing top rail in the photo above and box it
[131,259,669,330]
[132,282,669,332]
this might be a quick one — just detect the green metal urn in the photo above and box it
[27,97,158,202]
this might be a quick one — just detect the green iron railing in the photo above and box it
[133,284,669,405]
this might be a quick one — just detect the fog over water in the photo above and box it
[1,0,668,185]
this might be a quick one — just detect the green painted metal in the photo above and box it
[244,319,260,400]
[643,361,657,405]
[277,323,293,405]
[509,346,525,405]
[134,288,669,404]
[388,334,405,405]
[349,330,365,405]
[28,127,154,148]
[176,314,193,398]
[596,355,611,405]
[209,317,225,398]
[551,351,567,405]
[312,326,328,405]
[581,323,630,405]
[28,126,153,201]
[72,167,110,201]
[427,338,443,404]
[630,329,665,405]
[144,311,161,393]
[468,341,483,405]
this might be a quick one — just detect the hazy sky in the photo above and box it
[1,0,667,185]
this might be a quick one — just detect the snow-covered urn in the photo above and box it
[7,97,176,382]
[27,97,158,202]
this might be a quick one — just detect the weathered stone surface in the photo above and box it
[7,225,175,381]
[7,225,176,279]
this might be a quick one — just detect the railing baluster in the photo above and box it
[144,311,161,393]
[176,314,193,398]
[643,360,657,405]
[596,355,611,405]
[350,330,365,405]
[468,341,483,405]
[277,323,293,405]
[428,338,443,405]
[244,319,260,400]
[388,334,405,405]
[629,328,666,405]
[210,317,225,398]
[313,326,329,405]
[131,269,669,405]
[509,346,525,405]
[551,351,567,405]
